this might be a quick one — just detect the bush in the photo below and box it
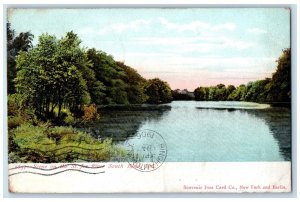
[9,124,126,163]
[64,113,75,125]
[8,116,24,129]
[82,104,100,122]
[8,94,38,128]
[7,110,38,130]
[8,94,26,116]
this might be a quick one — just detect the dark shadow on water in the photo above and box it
[245,108,291,161]
[197,107,242,111]
[196,107,291,161]
[78,107,171,142]
[79,103,291,161]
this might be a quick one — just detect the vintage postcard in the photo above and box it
[6,8,291,193]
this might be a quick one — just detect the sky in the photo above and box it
[8,8,290,90]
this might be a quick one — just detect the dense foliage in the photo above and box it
[194,48,291,104]
[15,32,91,119]
[7,26,173,163]
[7,23,34,94]
[9,123,126,163]
[144,78,173,104]
[8,27,173,121]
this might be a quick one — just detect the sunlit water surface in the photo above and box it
[87,101,291,162]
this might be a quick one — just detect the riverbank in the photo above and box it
[8,123,127,163]
[98,104,171,111]
[8,100,291,162]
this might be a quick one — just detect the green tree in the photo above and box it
[194,87,207,101]
[87,49,128,104]
[265,48,291,103]
[12,32,34,52]
[215,84,227,101]
[144,78,172,104]
[7,23,34,94]
[228,84,247,101]
[117,62,147,104]
[15,32,91,119]
[7,23,16,94]
[208,87,217,101]
[244,79,270,102]
[226,85,236,99]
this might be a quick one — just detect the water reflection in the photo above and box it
[81,101,291,162]
[193,106,291,161]
[82,107,171,141]
[245,108,291,161]
[141,101,289,162]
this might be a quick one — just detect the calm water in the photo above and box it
[87,101,291,162]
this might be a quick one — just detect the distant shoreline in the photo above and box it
[97,101,291,111]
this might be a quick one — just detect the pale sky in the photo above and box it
[8,8,290,90]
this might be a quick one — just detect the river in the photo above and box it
[85,101,291,162]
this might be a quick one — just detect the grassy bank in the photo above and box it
[8,95,127,163]
[9,123,127,163]
[6,98,166,163]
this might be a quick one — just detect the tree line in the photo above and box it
[7,24,172,120]
[194,48,291,104]
[7,23,291,122]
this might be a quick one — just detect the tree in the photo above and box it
[265,48,291,103]
[117,62,147,104]
[12,32,34,52]
[75,50,106,106]
[228,84,247,101]
[7,23,16,94]
[194,87,207,101]
[87,48,129,104]
[226,85,236,98]
[208,87,217,101]
[215,84,227,101]
[15,32,91,119]
[7,23,34,94]
[144,78,172,104]
[244,79,270,102]
[193,49,290,104]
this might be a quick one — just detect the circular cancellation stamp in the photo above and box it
[124,129,167,172]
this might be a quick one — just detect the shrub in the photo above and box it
[9,124,127,163]
[8,94,26,116]
[8,94,38,128]
[82,104,100,122]
[8,116,24,129]
[64,113,75,125]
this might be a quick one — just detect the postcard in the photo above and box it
[6,7,291,193]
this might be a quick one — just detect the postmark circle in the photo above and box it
[124,129,167,172]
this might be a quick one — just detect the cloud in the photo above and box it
[95,18,236,36]
[158,17,210,32]
[78,27,95,35]
[212,23,236,31]
[133,36,253,53]
[98,19,151,35]
[158,17,236,33]
[134,36,195,46]
[221,38,253,50]
[247,28,267,34]
[123,52,276,75]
